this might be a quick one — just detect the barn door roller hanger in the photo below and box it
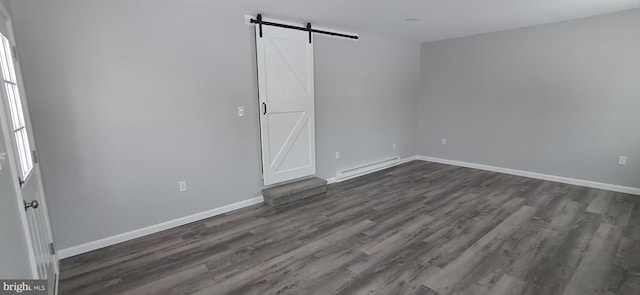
[250,14,359,43]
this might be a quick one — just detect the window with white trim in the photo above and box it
[0,32,33,180]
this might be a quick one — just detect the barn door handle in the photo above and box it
[262,102,267,115]
[24,200,39,210]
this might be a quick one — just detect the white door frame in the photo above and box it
[0,4,58,280]
[0,71,38,279]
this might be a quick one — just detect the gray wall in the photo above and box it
[315,33,418,177]
[8,0,419,250]
[416,9,640,188]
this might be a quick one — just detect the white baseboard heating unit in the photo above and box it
[335,156,401,182]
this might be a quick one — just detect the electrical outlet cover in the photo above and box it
[618,156,627,165]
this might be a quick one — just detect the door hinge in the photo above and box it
[18,176,24,186]
[11,45,17,61]
[49,242,56,255]
[31,150,38,164]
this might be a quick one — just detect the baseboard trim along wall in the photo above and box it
[58,196,265,259]
[58,155,418,259]
[416,155,640,196]
[62,155,635,259]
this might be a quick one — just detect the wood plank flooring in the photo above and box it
[59,160,640,294]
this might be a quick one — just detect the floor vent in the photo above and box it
[336,156,401,182]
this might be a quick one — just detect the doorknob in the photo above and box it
[24,200,39,210]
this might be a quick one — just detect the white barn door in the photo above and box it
[255,24,316,186]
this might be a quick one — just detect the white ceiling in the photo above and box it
[182,0,640,42]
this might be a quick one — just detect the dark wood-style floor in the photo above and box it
[59,161,640,295]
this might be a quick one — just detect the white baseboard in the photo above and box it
[62,154,634,259]
[58,196,264,259]
[415,155,640,196]
[400,155,419,164]
[58,160,410,259]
